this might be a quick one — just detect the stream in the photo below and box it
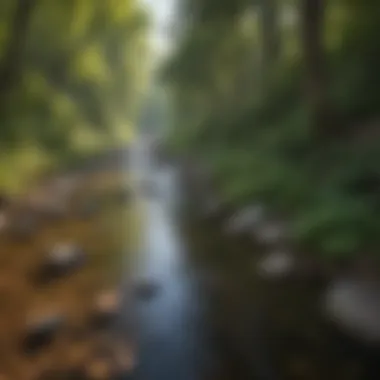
[127,135,379,380]
[130,136,215,380]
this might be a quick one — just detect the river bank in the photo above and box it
[0,148,138,379]
[177,158,380,380]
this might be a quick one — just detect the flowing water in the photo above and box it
[130,137,217,379]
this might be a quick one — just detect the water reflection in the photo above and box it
[133,162,211,380]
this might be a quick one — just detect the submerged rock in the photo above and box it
[134,279,160,300]
[22,312,65,354]
[257,250,296,279]
[324,277,380,344]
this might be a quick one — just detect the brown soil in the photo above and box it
[0,168,136,380]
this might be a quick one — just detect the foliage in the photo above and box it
[162,0,380,258]
[0,0,149,170]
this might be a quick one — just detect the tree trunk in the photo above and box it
[257,0,280,96]
[259,0,280,71]
[0,0,38,99]
[301,0,334,135]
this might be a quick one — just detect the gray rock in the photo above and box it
[324,277,380,343]
[225,205,266,235]
[257,250,295,279]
